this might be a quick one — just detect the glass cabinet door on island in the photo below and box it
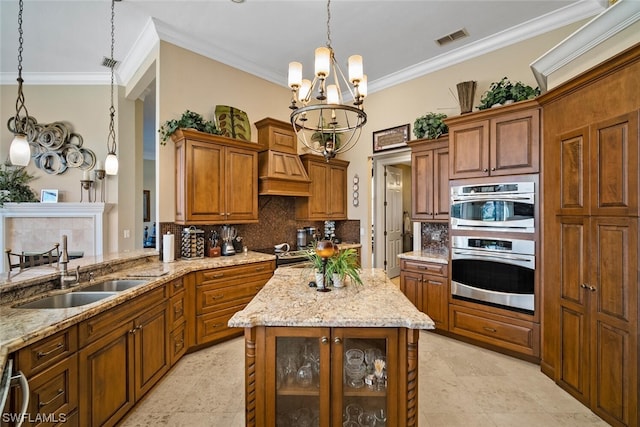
[264,327,398,427]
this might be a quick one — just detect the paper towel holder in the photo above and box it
[163,231,175,263]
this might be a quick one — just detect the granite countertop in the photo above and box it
[228,267,435,330]
[0,250,276,376]
[397,249,449,264]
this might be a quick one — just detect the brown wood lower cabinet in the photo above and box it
[245,326,419,427]
[78,290,169,427]
[399,259,448,330]
[195,260,275,346]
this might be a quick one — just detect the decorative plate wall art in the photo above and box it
[215,105,251,142]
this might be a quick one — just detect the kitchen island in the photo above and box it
[229,267,435,427]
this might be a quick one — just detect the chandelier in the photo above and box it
[104,0,119,175]
[7,0,35,167]
[288,0,367,161]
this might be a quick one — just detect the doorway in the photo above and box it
[372,150,412,278]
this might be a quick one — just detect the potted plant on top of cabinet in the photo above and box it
[158,110,223,145]
[477,77,540,110]
[413,112,448,140]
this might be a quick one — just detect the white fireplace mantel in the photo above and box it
[0,202,113,273]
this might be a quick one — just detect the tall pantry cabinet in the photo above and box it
[539,44,640,427]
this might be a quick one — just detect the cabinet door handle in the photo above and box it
[321,336,329,344]
[255,267,265,272]
[334,337,342,344]
[426,280,441,285]
[580,283,588,289]
[39,389,64,407]
[212,294,225,300]
[483,168,488,172]
[588,285,597,292]
[483,327,497,333]
[491,167,496,171]
[212,323,225,328]
[36,342,63,359]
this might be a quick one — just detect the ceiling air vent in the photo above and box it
[101,56,119,69]
[435,28,469,46]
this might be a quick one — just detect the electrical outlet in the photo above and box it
[124,229,130,239]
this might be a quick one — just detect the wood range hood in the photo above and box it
[256,118,311,197]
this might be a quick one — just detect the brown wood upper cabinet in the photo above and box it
[407,137,449,221]
[173,129,260,225]
[296,154,349,220]
[446,100,540,179]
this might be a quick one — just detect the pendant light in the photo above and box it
[104,0,119,175]
[7,0,34,166]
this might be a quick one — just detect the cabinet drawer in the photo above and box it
[25,354,78,424]
[170,323,187,366]
[79,286,165,347]
[196,306,244,345]
[169,291,186,330]
[196,261,274,287]
[449,305,539,356]
[196,281,264,314]
[168,277,184,296]
[400,259,447,277]
[17,327,78,377]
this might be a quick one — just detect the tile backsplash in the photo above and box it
[160,195,360,260]
[420,222,449,252]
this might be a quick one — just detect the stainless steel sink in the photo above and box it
[14,292,118,309]
[77,279,149,292]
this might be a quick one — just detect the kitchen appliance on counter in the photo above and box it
[253,247,311,267]
[450,181,535,233]
[221,225,237,256]
[297,227,319,249]
[451,235,535,312]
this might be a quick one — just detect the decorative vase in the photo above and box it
[332,273,344,288]
[456,80,477,114]
[315,271,325,288]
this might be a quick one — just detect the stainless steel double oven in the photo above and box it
[450,178,537,313]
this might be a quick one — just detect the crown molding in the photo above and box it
[368,0,604,94]
[152,18,284,87]
[117,17,160,86]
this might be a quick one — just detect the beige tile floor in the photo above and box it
[118,331,608,427]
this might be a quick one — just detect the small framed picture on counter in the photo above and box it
[41,189,58,203]
[373,124,410,153]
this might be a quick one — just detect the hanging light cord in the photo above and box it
[325,0,332,49]
[12,0,30,136]
[106,0,117,155]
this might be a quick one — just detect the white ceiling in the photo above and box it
[0,0,607,91]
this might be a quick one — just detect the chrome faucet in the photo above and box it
[60,234,79,289]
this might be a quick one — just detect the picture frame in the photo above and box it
[373,124,410,153]
[40,189,58,203]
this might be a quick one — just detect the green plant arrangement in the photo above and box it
[477,77,541,110]
[413,112,448,140]
[158,110,223,145]
[0,163,39,207]
[326,248,363,287]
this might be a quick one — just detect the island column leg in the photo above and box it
[245,327,257,427]
[406,328,419,427]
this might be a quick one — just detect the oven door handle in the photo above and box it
[452,250,535,268]
[451,194,534,203]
